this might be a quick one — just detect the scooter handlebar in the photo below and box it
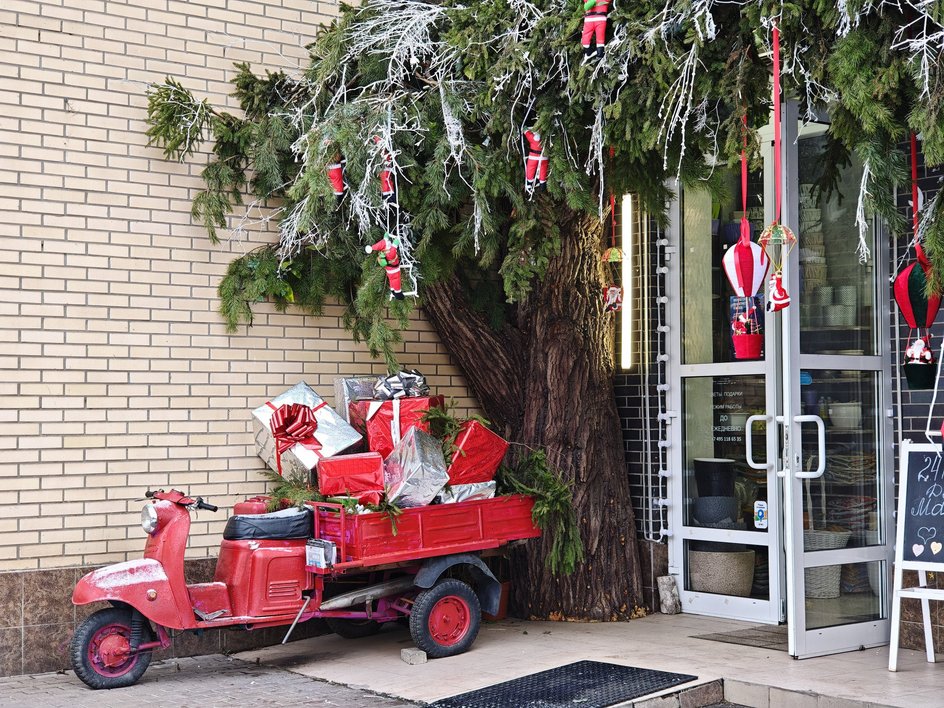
[194,497,218,512]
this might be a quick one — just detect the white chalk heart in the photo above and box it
[932,542,942,555]
[918,527,938,544]
[913,544,926,557]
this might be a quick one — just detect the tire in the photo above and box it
[70,608,153,689]
[324,616,382,639]
[409,579,481,658]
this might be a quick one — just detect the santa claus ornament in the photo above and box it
[522,126,548,195]
[581,0,610,63]
[327,155,347,204]
[365,233,405,300]
[603,285,622,312]
[374,136,397,208]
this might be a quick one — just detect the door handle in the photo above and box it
[746,415,773,470]
[793,414,826,479]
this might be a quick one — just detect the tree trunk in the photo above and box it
[424,210,643,621]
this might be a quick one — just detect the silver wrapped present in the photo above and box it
[373,369,429,400]
[383,426,448,508]
[252,381,362,476]
[333,377,378,422]
[435,481,497,504]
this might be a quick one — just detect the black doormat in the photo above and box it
[430,660,697,708]
[693,624,788,652]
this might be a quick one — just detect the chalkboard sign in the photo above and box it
[898,442,944,567]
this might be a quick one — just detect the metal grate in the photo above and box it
[431,660,697,708]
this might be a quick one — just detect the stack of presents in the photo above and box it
[250,372,509,511]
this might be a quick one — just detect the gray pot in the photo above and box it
[693,495,739,525]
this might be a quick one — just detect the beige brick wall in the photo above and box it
[0,0,477,571]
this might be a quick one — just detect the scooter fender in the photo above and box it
[73,558,189,630]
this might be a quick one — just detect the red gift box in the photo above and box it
[348,396,445,458]
[317,452,385,499]
[447,420,509,485]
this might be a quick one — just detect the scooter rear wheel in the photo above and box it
[409,578,480,658]
[71,607,152,689]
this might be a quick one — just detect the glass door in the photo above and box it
[780,104,895,658]
[667,157,784,624]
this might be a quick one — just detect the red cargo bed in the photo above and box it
[307,494,540,573]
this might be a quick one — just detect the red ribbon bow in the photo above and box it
[267,401,327,475]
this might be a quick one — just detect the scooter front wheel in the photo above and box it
[71,607,152,689]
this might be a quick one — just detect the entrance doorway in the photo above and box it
[665,103,895,658]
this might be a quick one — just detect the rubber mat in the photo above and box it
[692,624,788,652]
[430,660,697,708]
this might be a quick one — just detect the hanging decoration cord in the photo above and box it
[911,131,920,239]
[773,23,782,225]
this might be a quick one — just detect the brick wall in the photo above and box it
[0,0,477,573]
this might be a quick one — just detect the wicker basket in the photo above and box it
[803,529,852,598]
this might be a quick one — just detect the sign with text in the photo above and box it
[899,442,944,565]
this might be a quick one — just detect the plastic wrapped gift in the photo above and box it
[349,395,445,458]
[435,481,497,504]
[251,382,362,476]
[317,452,384,498]
[447,420,509,485]
[333,377,378,422]
[383,426,449,508]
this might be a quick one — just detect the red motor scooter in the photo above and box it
[70,488,540,689]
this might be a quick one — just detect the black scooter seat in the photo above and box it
[222,506,313,541]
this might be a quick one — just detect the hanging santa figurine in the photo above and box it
[581,0,610,63]
[906,335,934,365]
[327,155,347,204]
[603,284,622,312]
[373,136,397,207]
[365,233,404,300]
[766,270,790,312]
[523,126,548,195]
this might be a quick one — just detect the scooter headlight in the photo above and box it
[141,504,159,535]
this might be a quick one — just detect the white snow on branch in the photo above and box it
[855,159,873,264]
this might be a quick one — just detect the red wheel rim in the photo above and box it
[428,595,471,647]
[88,623,138,677]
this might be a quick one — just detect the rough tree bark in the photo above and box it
[424,210,643,621]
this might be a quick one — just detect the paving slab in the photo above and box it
[0,654,420,708]
[236,613,944,708]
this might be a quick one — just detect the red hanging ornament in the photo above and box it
[365,233,405,300]
[581,0,610,63]
[523,127,548,194]
[373,136,397,207]
[603,284,622,312]
[327,155,347,204]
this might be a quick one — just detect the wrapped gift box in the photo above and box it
[447,420,509,485]
[384,426,449,508]
[435,481,497,504]
[333,377,378,423]
[318,452,384,499]
[349,395,445,459]
[252,381,362,476]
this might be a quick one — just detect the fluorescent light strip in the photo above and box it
[620,193,634,369]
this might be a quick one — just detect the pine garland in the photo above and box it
[145,1,944,364]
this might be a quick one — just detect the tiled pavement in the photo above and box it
[0,654,420,708]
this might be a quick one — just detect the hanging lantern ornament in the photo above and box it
[723,114,768,359]
[758,22,797,313]
[601,160,624,310]
[896,134,940,390]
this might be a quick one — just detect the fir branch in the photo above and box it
[495,449,584,576]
